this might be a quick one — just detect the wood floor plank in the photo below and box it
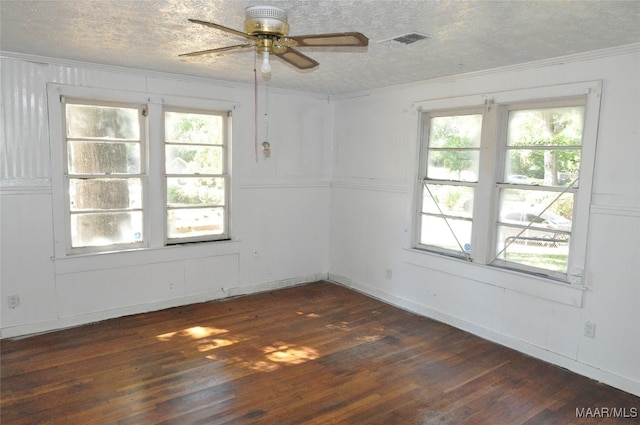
[1,281,638,424]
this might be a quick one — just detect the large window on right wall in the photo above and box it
[414,82,601,284]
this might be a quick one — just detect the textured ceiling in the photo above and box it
[1,0,639,95]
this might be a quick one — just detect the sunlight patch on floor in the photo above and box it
[197,337,239,352]
[297,311,321,318]
[156,325,321,373]
[156,326,230,341]
[263,342,320,365]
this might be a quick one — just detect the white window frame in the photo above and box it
[48,84,235,258]
[413,81,602,285]
[59,97,148,255]
[163,106,231,244]
[416,107,484,260]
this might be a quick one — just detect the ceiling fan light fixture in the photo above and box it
[261,51,271,75]
[182,6,368,75]
[244,5,290,37]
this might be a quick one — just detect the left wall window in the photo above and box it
[51,87,234,257]
[63,99,146,253]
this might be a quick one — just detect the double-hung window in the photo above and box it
[418,110,482,259]
[52,87,232,257]
[414,82,600,284]
[63,99,146,253]
[493,100,585,280]
[164,108,229,243]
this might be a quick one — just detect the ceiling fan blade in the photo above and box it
[179,44,253,57]
[188,19,252,39]
[289,32,368,47]
[274,48,319,70]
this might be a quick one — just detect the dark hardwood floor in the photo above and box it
[2,281,638,424]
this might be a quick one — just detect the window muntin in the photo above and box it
[64,101,145,251]
[503,106,584,187]
[164,109,229,243]
[415,93,593,283]
[426,114,482,181]
[56,93,234,255]
[495,189,574,274]
[493,104,584,276]
[417,112,482,257]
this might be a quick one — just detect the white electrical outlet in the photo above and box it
[584,321,596,338]
[385,269,392,279]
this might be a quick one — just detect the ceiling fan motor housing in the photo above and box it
[244,6,290,37]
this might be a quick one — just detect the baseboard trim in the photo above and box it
[1,273,328,339]
[328,273,640,397]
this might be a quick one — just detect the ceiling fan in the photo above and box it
[180,5,368,76]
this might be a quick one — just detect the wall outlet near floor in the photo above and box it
[7,294,20,309]
[385,269,393,280]
[584,321,596,338]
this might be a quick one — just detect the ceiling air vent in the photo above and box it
[379,32,431,45]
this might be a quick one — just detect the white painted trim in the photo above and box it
[401,248,585,307]
[332,43,640,100]
[52,240,242,274]
[410,80,602,289]
[591,205,640,217]
[591,194,640,217]
[0,52,332,100]
[0,273,327,339]
[0,179,51,195]
[227,273,328,297]
[328,273,640,397]
[4,44,636,100]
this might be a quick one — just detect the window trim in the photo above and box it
[61,97,149,255]
[416,107,484,260]
[412,81,602,286]
[162,105,231,245]
[48,84,237,259]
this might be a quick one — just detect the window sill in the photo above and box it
[402,247,585,307]
[53,239,241,275]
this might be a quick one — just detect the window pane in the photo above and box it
[420,215,472,254]
[70,178,142,211]
[506,106,583,189]
[429,115,482,148]
[71,211,143,247]
[507,107,584,147]
[499,189,574,231]
[505,149,580,187]
[496,225,570,273]
[167,177,225,207]
[497,188,573,273]
[422,184,474,218]
[427,114,481,182]
[165,112,223,145]
[166,145,223,174]
[168,207,225,239]
[427,150,479,181]
[68,140,140,174]
[66,104,139,139]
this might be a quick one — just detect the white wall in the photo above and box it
[1,46,639,397]
[329,46,640,396]
[0,56,331,336]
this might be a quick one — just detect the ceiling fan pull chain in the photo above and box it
[254,51,259,163]
[262,79,271,159]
